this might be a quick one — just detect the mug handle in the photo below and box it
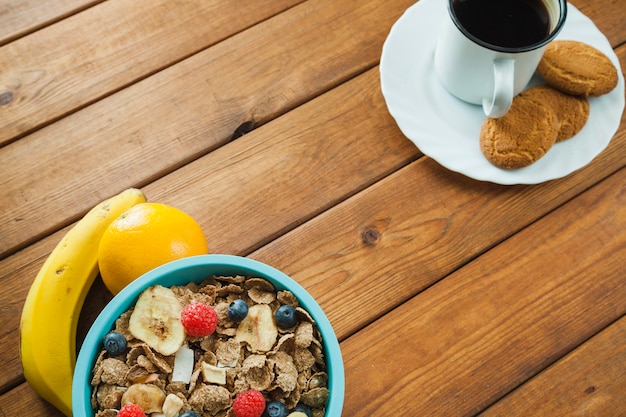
[482,58,515,118]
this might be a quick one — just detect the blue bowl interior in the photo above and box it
[73,254,344,416]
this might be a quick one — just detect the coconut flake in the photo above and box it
[171,344,194,384]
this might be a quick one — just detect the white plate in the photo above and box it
[380,0,624,184]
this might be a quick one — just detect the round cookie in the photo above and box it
[480,91,559,169]
[537,40,618,96]
[524,85,590,142]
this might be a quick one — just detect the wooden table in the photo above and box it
[1,0,625,415]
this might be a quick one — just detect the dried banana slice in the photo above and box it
[235,304,278,352]
[129,285,186,356]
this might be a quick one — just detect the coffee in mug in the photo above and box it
[434,0,567,118]
[452,0,551,49]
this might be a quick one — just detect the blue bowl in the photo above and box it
[73,254,344,416]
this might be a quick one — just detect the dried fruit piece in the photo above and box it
[128,285,185,356]
[201,362,227,384]
[162,393,184,417]
[172,344,195,384]
[236,304,278,352]
[126,365,159,384]
[121,383,166,414]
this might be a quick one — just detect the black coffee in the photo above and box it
[452,0,551,49]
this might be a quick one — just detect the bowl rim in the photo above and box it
[73,254,345,416]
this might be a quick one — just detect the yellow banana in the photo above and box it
[20,188,147,416]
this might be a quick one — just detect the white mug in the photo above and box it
[434,0,567,118]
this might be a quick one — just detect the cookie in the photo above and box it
[480,91,559,169]
[537,40,618,96]
[524,85,590,142]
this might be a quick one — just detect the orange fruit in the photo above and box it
[98,202,208,295]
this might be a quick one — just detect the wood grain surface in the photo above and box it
[0,0,414,259]
[0,0,303,146]
[0,0,104,45]
[339,167,626,416]
[0,0,624,416]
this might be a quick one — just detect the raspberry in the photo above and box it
[118,403,146,417]
[180,302,218,337]
[232,389,266,417]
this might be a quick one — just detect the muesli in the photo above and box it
[90,275,329,417]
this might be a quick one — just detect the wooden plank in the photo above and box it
[0,0,415,259]
[479,315,626,417]
[0,0,103,46]
[0,0,302,146]
[337,167,626,416]
[0,381,62,417]
[140,69,418,255]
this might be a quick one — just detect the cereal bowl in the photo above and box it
[73,254,344,416]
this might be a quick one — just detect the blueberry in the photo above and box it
[292,404,312,417]
[227,299,249,322]
[103,331,127,356]
[179,411,200,417]
[274,305,298,329]
[263,400,288,417]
